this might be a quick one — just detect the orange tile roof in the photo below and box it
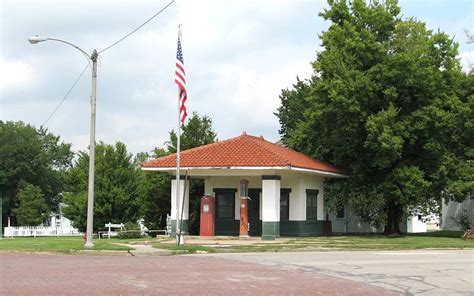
[142,132,343,174]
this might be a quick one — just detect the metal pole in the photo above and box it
[175,96,182,245]
[84,50,98,248]
[175,25,184,246]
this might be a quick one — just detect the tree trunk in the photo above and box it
[384,201,403,235]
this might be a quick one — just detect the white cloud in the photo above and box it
[0,58,33,91]
[2,0,471,155]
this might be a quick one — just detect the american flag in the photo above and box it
[175,36,187,123]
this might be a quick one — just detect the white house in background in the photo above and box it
[45,203,79,233]
[441,198,473,230]
[4,203,81,237]
[143,132,347,240]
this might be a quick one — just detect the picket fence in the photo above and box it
[4,226,82,237]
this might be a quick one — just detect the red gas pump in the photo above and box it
[239,180,250,237]
[200,195,215,236]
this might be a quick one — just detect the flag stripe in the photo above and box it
[175,71,186,85]
[175,36,187,123]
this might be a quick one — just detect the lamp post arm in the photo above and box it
[46,38,92,67]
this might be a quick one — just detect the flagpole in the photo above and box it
[175,24,183,246]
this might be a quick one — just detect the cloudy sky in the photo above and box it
[1,0,473,155]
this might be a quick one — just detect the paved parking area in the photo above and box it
[208,250,474,295]
[0,252,394,295]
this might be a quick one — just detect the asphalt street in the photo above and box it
[207,250,474,295]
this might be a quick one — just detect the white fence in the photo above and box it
[4,226,82,237]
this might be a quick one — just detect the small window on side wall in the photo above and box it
[280,189,291,220]
[306,189,319,220]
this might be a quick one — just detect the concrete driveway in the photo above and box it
[207,250,474,295]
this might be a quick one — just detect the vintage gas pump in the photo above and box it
[239,180,250,237]
[200,195,215,236]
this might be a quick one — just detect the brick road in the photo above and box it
[0,252,396,295]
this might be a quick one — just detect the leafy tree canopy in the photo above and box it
[0,121,73,225]
[166,112,217,153]
[13,182,49,226]
[64,142,141,231]
[276,0,472,232]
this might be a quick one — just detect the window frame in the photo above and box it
[306,189,319,221]
[280,188,291,221]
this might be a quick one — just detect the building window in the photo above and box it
[336,206,345,219]
[306,189,319,220]
[215,189,236,219]
[280,189,291,220]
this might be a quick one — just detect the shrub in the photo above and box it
[117,222,143,239]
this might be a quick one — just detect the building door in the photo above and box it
[214,188,238,235]
[248,189,262,236]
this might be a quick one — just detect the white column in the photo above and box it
[317,186,324,221]
[262,176,280,240]
[262,179,280,221]
[171,178,189,221]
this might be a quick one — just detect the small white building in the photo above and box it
[329,206,438,234]
[143,132,346,239]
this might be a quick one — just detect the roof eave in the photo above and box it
[141,165,348,178]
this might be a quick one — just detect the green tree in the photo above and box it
[0,121,73,226]
[276,77,312,142]
[166,112,217,152]
[276,0,472,233]
[64,142,141,232]
[13,182,49,226]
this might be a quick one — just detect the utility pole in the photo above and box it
[84,50,98,248]
[29,36,98,248]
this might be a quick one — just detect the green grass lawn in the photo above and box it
[1,231,472,255]
[152,231,474,254]
[0,236,132,253]
[293,232,474,250]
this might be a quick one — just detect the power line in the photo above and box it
[40,0,174,128]
[98,0,175,54]
[40,63,89,128]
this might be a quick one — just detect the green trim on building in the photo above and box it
[261,175,281,180]
[262,222,280,240]
[280,220,326,236]
[170,219,188,237]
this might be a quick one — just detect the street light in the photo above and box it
[29,35,98,248]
